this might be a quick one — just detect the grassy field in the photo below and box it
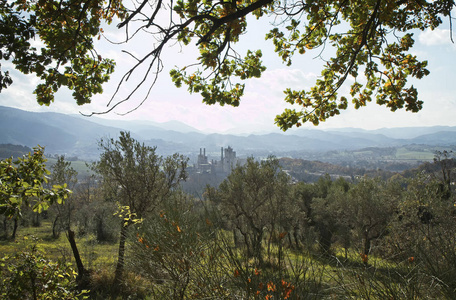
[45,158,94,180]
[395,147,436,160]
[0,212,444,300]
[1,220,437,299]
[0,220,118,272]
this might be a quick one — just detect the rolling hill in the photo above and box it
[1,106,456,160]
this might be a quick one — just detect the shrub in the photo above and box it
[0,245,88,299]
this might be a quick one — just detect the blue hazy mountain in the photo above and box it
[1,106,455,160]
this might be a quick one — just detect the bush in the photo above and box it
[0,245,88,299]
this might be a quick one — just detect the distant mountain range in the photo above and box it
[1,106,456,160]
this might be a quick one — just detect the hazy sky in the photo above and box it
[1,12,456,134]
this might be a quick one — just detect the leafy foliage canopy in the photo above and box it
[0,146,71,218]
[1,0,454,129]
[0,0,126,105]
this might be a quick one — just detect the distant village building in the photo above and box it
[196,148,211,173]
[222,146,236,172]
[195,146,238,174]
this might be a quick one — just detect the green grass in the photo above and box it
[0,221,118,271]
[395,147,435,160]
[1,222,439,299]
[45,158,94,179]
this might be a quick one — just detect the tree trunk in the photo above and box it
[286,230,293,248]
[233,229,240,247]
[253,230,264,266]
[293,227,300,250]
[2,216,8,239]
[52,215,60,238]
[96,217,105,241]
[68,229,85,280]
[11,217,18,240]
[238,227,253,258]
[267,224,275,261]
[32,213,40,227]
[363,230,371,256]
[318,225,332,255]
[114,224,128,285]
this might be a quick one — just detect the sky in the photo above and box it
[1,10,456,134]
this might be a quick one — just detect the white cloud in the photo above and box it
[418,28,453,46]
[248,68,317,96]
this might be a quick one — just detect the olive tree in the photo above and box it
[387,172,456,298]
[310,176,350,255]
[210,156,290,265]
[0,146,70,239]
[344,178,399,257]
[92,131,188,284]
[49,155,78,238]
